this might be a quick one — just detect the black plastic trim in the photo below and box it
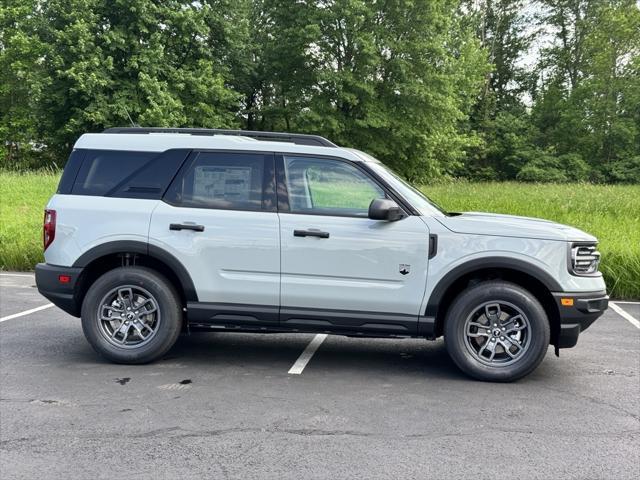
[280,305,417,335]
[294,229,330,238]
[428,234,438,259]
[187,302,280,326]
[552,291,608,348]
[103,127,337,148]
[359,163,420,216]
[187,302,418,336]
[35,263,84,316]
[424,257,564,319]
[170,223,205,232]
[72,240,198,302]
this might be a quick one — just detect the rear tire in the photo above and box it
[444,281,550,382]
[81,267,182,364]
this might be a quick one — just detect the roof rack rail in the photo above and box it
[102,127,337,148]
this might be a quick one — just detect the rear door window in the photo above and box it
[164,152,275,211]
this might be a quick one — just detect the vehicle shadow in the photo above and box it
[166,332,468,381]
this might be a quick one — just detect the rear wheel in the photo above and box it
[81,267,182,364]
[444,281,550,382]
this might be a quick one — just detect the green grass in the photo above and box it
[0,171,60,272]
[1,172,638,298]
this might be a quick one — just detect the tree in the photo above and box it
[533,0,640,181]
[0,0,48,167]
[462,0,538,180]
[1,0,241,165]
[325,1,488,180]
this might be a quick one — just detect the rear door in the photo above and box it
[277,155,430,335]
[149,150,280,326]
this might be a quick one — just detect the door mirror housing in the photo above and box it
[368,198,404,221]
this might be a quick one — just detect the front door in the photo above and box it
[149,150,280,326]
[277,155,430,335]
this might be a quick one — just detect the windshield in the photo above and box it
[365,161,448,217]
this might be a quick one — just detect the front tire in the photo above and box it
[444,281,550,382]
[81,267,182,364]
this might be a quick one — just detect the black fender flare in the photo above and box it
[73,240,198,301]
[424,256,562,319]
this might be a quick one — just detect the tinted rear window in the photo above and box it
[57,149,85,194]
[71,150,156,196]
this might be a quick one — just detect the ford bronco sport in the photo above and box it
[35,128,609,381]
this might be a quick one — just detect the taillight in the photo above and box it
[43,209,56,251]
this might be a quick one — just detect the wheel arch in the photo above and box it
[424,257,562,344]
[73,241,198,309]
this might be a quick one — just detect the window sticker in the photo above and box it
[193,166,252,201]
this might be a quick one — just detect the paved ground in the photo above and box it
[1,273,639,480]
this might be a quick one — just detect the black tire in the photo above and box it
[444,281,550,382]
[81,267,182,364]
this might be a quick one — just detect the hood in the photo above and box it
[436,212,597,242]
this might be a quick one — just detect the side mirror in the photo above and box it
[368,198,404,222]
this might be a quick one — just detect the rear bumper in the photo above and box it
[35,263,84,317]
[552,290,608,348]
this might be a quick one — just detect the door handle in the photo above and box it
[294,229,330,239]
[170,223,205,232]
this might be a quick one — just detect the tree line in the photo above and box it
[1,0,639,183]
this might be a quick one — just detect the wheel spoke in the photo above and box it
[485,304,502,324]
[111,322,127,342]
[483,339,498,361]
[467,320,490,337]
[120,324,131,343]
[499,336,523,359]
[142,321,155,334]
[504,323,526,335]
[117,288,134,308]
[468,321,490,329]
[137,297,157,314]
[467,331,490,338]
[100,305,123,322]
[478,338,497,360]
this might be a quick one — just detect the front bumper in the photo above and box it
[35,263,84,317]
[552,290,609,348]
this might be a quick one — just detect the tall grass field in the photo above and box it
[1,172,638,298]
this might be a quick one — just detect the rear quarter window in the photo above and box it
[57,149,85,194]
[71,150,156,196]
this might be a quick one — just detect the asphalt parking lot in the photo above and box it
[1,273,639,479]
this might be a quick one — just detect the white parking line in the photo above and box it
[0,273,35,278]
[0,303,54,323]
[610,302,640,329]
[611,300,640,305]
[288,334,328,375]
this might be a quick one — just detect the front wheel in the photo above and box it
[81,267,183,364]
[444,281,550,382]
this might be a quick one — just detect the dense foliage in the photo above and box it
[1,0,639,182]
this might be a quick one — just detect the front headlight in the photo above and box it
[569,243,601,275]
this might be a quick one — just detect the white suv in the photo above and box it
[36,128,608,381]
